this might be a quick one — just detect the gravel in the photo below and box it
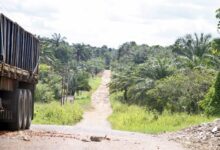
[169,119,220,150]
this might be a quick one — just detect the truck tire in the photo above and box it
[9,89,23,130]
[25,90,32,129]
[21,89,28,129]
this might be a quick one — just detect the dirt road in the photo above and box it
[74,70,112,131]
[0,70,185,150]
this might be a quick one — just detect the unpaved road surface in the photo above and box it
[74,70,112,131]
[0,70,185,150]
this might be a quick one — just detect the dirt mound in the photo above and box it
[170,119,220,150]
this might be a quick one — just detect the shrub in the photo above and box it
[200,72,220,115]
[147,69,216,114]
[35,82,55,103]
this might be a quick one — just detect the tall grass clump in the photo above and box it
[33,101,83,125]
[108,93,216,134]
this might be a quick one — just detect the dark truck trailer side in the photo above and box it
[0,13,39,130]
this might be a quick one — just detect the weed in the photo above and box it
[33,76,101,125]
[108,93,216,134]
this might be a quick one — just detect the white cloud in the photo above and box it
[0,0,219,48]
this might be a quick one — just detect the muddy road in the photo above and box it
[0,70,185,150]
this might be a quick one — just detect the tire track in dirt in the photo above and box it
[74,70,112,131]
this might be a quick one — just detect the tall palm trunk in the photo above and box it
[124,86,128,101]
[61,76,64,105]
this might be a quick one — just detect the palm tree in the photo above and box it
[109,59,173,104]
[109,72,133,101]
[117,42,136,61]
[138,58,174,80]
[39,37,57,66]
[51,33,66,47]
[172,33,212,68]
[73,44,91,63]
[68,71,91,98]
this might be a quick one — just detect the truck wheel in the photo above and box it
[25,90,32,129]
[9,90,23,130]
[21,89,28,129]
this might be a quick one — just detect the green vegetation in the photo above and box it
[108,93,216,134]
[146,69,216,114]
[34,9,220,132]
[74,76,101,107]
[34,30,110,124]
[37,33,114,105]
[33,101,82,125]
[200,72,220,115]
[33,76,101,125]
[217,8,220,30]
[109,39,218,114]
[108,10,220,133]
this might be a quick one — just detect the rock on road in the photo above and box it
[0,70,185,150]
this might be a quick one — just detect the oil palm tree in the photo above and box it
[109,58,173,104]
[172,33,212,68]
[117,42,136,61]
[73,44,91,63]
[51,33,66,47]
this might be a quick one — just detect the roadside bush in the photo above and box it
[47,74,62,99]
[35,82,55,103]
[200,72,220,115]
[147,69,216,114]
[33,101,83,125]
[39,64,51,82]
[38,63,62,99]
[108,93,215,134]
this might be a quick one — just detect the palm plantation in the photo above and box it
[172,33,212,68]
[32,8,220,134]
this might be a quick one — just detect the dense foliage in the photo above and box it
[109,32,220,115]
[36,33,114,104]
[36,9,220,117]
[200,72,220,115]
[147,69,216,113]
[217,8,220,30]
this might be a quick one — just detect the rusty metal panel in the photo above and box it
[0,77,14,91]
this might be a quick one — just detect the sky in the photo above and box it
[0,0,220,48]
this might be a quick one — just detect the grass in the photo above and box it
[32,101,83,125]
[108,93,217,134]
[33,76,102,125]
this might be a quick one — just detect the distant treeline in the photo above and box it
[110,33,220,115]
[36,33,115,105]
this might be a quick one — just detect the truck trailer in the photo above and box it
[0,14,39,130]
